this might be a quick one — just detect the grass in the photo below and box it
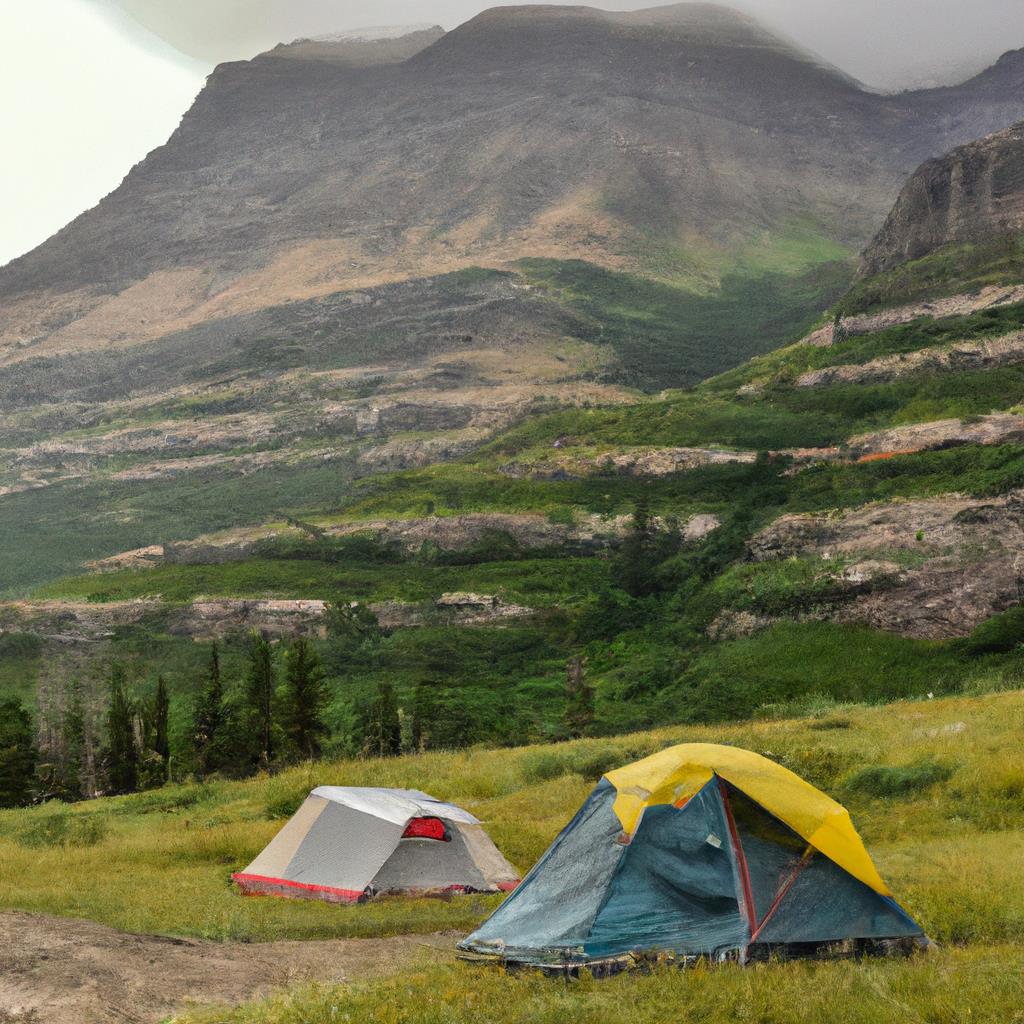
[178,946,1024,1024]
[0,460,363,598]
[33,555,611,606]
[0,690,1018,1023]
[839,234,1024,315]
[517,255,851,390]
[1,689,1021,946]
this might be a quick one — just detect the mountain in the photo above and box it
[5,4,1024,368]
[4,4,1024,596]
[5,119,1024,754]
[860,120,1024,277]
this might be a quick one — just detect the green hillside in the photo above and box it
[6,267,1024,765]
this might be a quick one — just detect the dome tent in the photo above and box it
[234,787,518,903]
[460,744,924,968]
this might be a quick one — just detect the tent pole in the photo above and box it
[718,777,756,958]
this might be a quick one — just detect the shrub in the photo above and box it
[263,769,319,820]
[16,810,108,848]
[0,632,42,659]
[843,759,954,799]
[961,606,1024,656]
[773,746,861,790]
[519,750,572,784]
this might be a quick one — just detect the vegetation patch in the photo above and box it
[843,759,956,799]
[839,234,1024,315]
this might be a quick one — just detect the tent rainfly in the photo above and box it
[234,787,519,903]
[460,743,926,968]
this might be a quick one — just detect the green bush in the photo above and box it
[16,811,108,848]
[843,759,955,799]
[961,606,1024,656]
[0,633,42,659]
[519,750,574,784]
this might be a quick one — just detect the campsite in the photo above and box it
[1,689,1022,1021]
[5,1,1024,1021]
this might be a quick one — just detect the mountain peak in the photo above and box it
[267,24,444,65]
[445,3,787,48]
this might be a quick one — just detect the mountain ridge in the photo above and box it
[6,4,1024,376]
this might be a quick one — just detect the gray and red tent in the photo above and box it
[234,786,519,903]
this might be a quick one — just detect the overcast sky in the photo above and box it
[4,0,1024,268]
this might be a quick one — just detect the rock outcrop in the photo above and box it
[501,446,758,479]
[861,121,1024,277]
[0,591,536,644]
[794,330,1024,387]
[749,491,1024,638]
[848,413,1024,456]
[796,283,1024,347]
[87,509,725,574]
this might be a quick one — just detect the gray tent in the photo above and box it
[234,786,519,903]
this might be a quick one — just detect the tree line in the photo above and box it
[0,622,504,807]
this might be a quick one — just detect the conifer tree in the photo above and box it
[193,642,225,775]
[245,632,276,768]
[152,675,171,767]
[282,637,329,760]
[0,700,37,808]
[564,655,595,738]
[60,679,86,799]
[362,680,401,758]
[105,665,138,795]
[410,679,440,752]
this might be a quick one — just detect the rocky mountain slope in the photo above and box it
[6,120,1024,755]
[5,11,1024,758]
[862,120,1024,276]
[4,6,1024,595]
[4,4,1024,369]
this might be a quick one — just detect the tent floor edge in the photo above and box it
[458,936,929,975]
[747,936,930,963]
[232,872,365,904]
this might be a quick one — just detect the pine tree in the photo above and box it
[0,700,37,808]
[245,632,276,768]
[564,655,595,738]
[152,676,171,769]
[616,498,654,598]
[362,681,401,758]
[282,637,329,760]
[105,665,138,795]
[60,679,86,799]
[193,642,225,775]
[410,679,440,752]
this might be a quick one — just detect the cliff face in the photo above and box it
[860,121,1024,277]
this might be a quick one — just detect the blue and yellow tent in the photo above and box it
[460,744,924,966]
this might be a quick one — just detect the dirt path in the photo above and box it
[0,912,455,1024]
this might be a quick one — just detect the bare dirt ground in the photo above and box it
[0,912,454,1024]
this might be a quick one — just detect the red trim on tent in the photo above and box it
[718,777,758,936]
[232,872,364,903]
[402,817,449,841]
[750,846,815,943]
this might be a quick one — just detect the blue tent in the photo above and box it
[460,745,925,968]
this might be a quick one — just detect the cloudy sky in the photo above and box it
[4,0,1024,268]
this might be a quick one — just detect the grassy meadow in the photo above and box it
[1,689,1021,948]
[179,945,1024,1024]
[1,687,1018,1022]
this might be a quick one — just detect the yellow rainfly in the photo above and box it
[604,742,890,896]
